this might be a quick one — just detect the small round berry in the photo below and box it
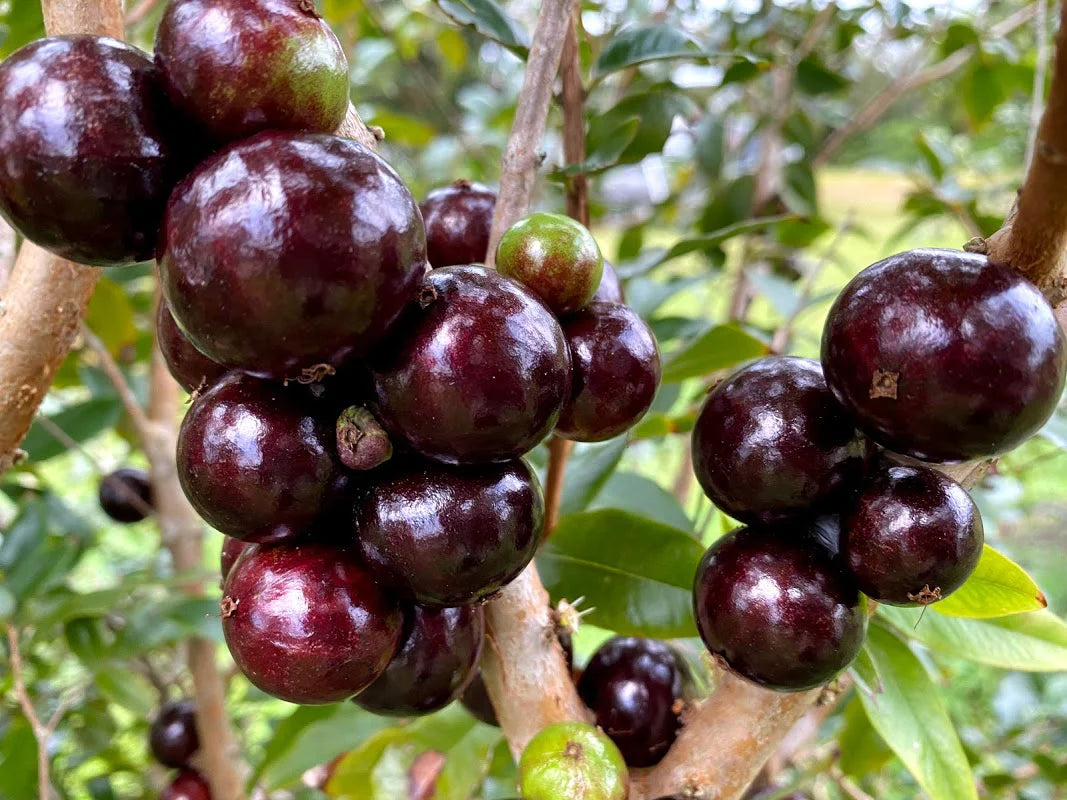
[161,771,211,800]
[149,699,199,768]
[519,722,628,800]
[496,213,604,314]
[98,469,153,523]
[591,261,625,304]
[420,180,496,267]
[691,357,869,525]
[841,464,984,606]
[219,537,250,582]
[157,303,228,394]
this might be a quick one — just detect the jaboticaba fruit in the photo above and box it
[149,699,199,768]
[821,248,1067,463]
[355,459,544,606]
[841,463,984,606]
[420,180,497,267]
[591,261,625,304]
[353,604,484,716]
[98,468,153,523]
[371,265,571,463]
[577,637,687,767]
[157,303,228,394]
[496,212,604,315]
[154,0,349,144]
[692,356,869,525]
[219,537,250,582]
[159,132,426,379]
[693,523,868,691]
[556,303,661,442]
[221,542,403,704]
[518,722,629,800]
[0,36,183,265]
[177,373,346,543]
[161,770,211,800]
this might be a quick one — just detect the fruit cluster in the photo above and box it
[691,248,1066,691]
[149,700,210,800]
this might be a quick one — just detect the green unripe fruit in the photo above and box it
[496,213,604,314]
[519,722,629,800]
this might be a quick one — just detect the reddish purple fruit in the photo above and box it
[355,459,544,606]
[841,464,984,606]
[420,180,496,267]
[149,699,199,768]
[219,537,250,581]
[691,357,869,525]
[161,771,211,800]
[157,303,228,394]
[155,0,348,144]
[592,261,626,304]
[160,132,426,379]
[577,637,686,767]
[0,36,183,265]
[693,523,868,691]
[822,249,1067,463]
[556,303,661,442]
[353,605,485,716]
[177,373,345,543]
[496,213,604,314]
[98,468,153,523]
[222,542,403,704]
[372,266,570,463]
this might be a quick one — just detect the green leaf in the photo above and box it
[0,4,44,57]
[931,545,1046,618]
[0,497,89,608]
[781,162,818,217]
[592,25,702,79]
[720,59,761,85]
[653,215,794,268]
[588,471,695,535]
[694,116,725,179]
[85,278,137,358]
[433,0,529,59]
[586,88,694,167]
[554,117,640,176]
[661,324,768,383]
[367,110,438,148]
[856,625,977,800]
[838,697,893,779]
[20,397,122,463]
[538,509,705,637]
[795,55,849,94]
[960,61,1009,131]
[433,723,503,800]
[878,607,1067,672]
[94,669,156,716]
[915,132,945,181]
[558,436,628,516]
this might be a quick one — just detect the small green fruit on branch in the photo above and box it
[336,406,393,471]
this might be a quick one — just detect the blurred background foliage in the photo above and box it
[1,0,1066,799]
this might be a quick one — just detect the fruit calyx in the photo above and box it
[336,406,393,471]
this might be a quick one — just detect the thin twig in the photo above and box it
[6,624,53,800]
[123,0,161,26]
[1025,0,1051,171]
[80,324,155,445]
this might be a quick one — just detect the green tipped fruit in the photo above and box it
[519,722,629,800]
[496,213,604,315]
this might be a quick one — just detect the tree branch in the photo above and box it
[5,623,58,800]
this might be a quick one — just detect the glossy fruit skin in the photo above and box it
[222,542,402,704]
[161,771,211,800]
[149,699,199,768]
[355,459,544,606]
[157,303,228,393]
[693,523,868,692]
[591,261,625,304]
[353,605,484,716]
[160,132,426,378]
[155,0,348,144]
[219,537,250,581]
[822,249,1067,463]
[692,357,869,525]
[519,722,629,800]
[98,468,153,523]
[0,36,183,265]
[577,637,685,767]
[372,266,570,463]
[841,464,984,605]
[496,213,604,314]
[177,373,345,543]
[420,180,496,267]
[557,303,661,442]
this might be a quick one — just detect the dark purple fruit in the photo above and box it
[98,468,153,523]
[157,303,228,393]
[420,180,496,267]
[353,605,484,716]
[693,523,868,691]
[841,464,984,606]
[222,542,403,704]
[371,266,570,464]
[155,0,348,143]
[822,249,1067,463]
[161,771,210,800]
[149,699,199,768]
[355,459,544,606]
[592,261,625,304]
[691,357,868,525]
[0,36,183,265]
[496,213,604,314]
[177,373,345,543]
[577,637,686,767]
[219,537,250,581]
[556,303,661,442]
[160,132,426,379]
